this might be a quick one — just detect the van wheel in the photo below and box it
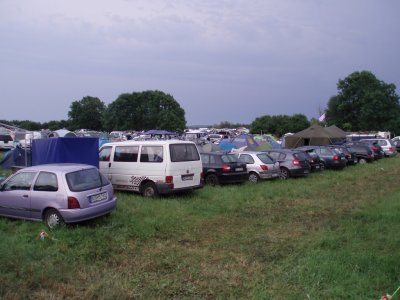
[205,174,219,186]
[248,172,259,183]
[142,182,158,197]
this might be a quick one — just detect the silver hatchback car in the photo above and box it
[235,151,280,183]
[0,164,117,228]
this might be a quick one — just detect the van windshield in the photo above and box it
[170,144,200,162]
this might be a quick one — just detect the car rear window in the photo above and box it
[170,143,200,162]
[292,151,308,160]
[221,154,240,163]
[66,168,110,192]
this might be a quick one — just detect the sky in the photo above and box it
[1,0,399,127]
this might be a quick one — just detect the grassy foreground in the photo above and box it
[1,156,400,299]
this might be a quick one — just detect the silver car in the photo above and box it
[236,151,280,183]
[0,164,117,228]
[360,138,397,157]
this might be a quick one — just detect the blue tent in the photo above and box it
[32,137,99,168]
[231,134,259,150]
[0,147,31,169]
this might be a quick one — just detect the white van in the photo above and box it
[99,140,203,197]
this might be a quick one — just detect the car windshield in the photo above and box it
[66,168,109,192]
[257,153,275,164]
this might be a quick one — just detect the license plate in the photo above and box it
[181,174,194,181]
[236,168,244,171]
[90,192,108,202]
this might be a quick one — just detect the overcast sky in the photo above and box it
[1,0,399,126]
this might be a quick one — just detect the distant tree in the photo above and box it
[212,121,250,129]
[42,120,72,131]
[326,71,400,132]
[68,96,106,130]
[250,114,310,137]
[103,90,186,131]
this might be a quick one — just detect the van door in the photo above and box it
[99,146,113,179]
[168,143,202,189]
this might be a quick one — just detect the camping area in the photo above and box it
[1,149,400,299]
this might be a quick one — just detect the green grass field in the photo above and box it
[1,154,400,299]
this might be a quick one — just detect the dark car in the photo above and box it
[344,142,374,164]
[327,145,357,165]
[200,152,248,186]
[297,149,324,171]
[297,145,347,170]
[358,140,385,159]
[263,149,311,179]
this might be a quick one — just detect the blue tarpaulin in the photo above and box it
[32,137,99,168]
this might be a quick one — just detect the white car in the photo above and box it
[0,134,14,150]
[235,151,280,183]
[360,138,397,157]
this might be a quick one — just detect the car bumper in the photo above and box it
[156,182,203,194]
[59,197,117,224]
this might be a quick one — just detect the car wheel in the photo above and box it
[358,158,367,164]
[205,174,219,186]
[44,209,65,229]
[320,163,325,171]
[279,168,290,180]
[248,172,259,183]
[142,182,158,197]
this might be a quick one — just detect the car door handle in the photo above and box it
[23,195,29,198]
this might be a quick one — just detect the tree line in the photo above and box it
[2,71,400,136]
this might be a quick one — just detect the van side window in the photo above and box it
[114,146,139,162]
[99,147,112,162]
[170,144,200,162]
[141,146,163,163]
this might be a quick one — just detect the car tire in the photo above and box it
[44,209,65,229]
[279,168,290,180]
[142,182,158,197]
[248,172,259,183]
[320,163,325,171]
[205,174,219,186]
[358,158,367,164]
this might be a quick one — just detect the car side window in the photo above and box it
[239,154,254,164]
[2,172,37,191]
[201,154,209,164]
[34,172,58,192]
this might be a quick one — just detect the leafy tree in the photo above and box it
[68,96,106,130]
[103,90,186,131]
[42,120,72,131]
[212,121,250,129]
[326,71,400,132]
[250,114,310,137]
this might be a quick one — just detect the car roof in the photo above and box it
[17,163,96,173]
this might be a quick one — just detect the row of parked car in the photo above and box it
[0,137,396,229]
[200,138,397,185]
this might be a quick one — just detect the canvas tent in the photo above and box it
[32,137,99,168]
[284,124,346,149]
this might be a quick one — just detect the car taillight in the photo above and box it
[260,165,268,171]
[333,155,339,161]
[292,159,300,166]
[222,164,231,172]
[389,147,393,152]
[165,175,174,188]
[68,197,81,209]
[165,176,173,183]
